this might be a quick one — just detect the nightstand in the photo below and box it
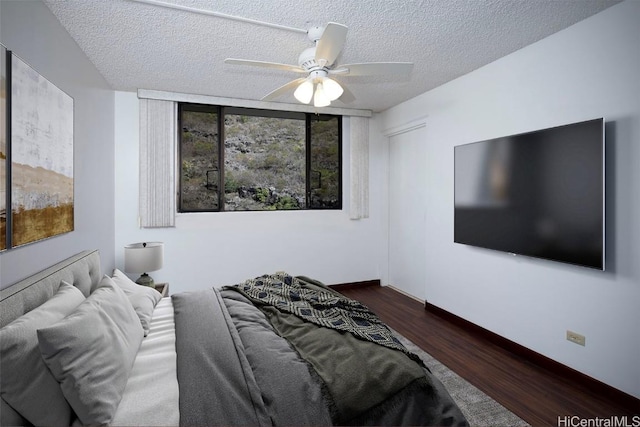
[154,283,169,297]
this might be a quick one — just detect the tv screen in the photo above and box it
[454,118,605,270]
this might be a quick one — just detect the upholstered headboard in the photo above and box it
[0,250,102,328]
[0,250,102,426]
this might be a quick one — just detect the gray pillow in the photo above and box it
[0,282,84,427]
[37,275,144,426]
[111,268,162,336]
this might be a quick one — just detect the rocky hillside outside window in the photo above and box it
[178,103,342,212]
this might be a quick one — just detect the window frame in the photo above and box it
[178,102,342,213]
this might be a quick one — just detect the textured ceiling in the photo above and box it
[43,0,620,113]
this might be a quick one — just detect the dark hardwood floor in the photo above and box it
[337,284,640,427]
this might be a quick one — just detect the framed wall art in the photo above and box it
[5,50,74,248]
[1,45,7,251]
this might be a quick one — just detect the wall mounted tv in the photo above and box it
[454,118,605,270]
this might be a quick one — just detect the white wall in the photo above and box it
[376,0,640,398]
[0,1,115,288]
[114,92,388,293]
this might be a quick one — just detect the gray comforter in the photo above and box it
[172,281,467,426]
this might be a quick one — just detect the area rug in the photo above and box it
[394,332,530,427]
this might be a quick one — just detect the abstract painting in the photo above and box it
[10,52,74,247]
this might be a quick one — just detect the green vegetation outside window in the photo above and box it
[178,103,342,212]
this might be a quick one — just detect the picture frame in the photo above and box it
[3,50,74,248]
[1,45,7,251]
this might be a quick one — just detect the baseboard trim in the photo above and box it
[386,285,425,304]
[329,279,381,291]
[424,301,640,410]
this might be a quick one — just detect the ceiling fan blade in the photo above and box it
[315,22,348,67]
[261,78,307,101]
[225,58,305,73]
[331,62,414,77]
[337,85,355,104]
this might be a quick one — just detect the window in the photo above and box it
[179,103,342,212]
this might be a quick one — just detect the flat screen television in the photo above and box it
[454,118,605,270]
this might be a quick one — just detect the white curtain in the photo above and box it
[349,116,370,220]
[138,99,176,228]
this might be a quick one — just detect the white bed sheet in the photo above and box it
[111,297,179,426]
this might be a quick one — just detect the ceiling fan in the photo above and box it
[225,22,413,108]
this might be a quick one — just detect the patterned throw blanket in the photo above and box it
[225,272,424,366]
[225,273,442,424]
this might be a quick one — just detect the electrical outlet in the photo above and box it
[566,330,586,346]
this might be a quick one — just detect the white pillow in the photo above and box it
[111,269,162,336]
[0,282,84,426]
[37,276,144,426]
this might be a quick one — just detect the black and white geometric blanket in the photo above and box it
[225,272,423,365]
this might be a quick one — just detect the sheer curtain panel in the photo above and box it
[349,116,370,220]
[139,99,177,228]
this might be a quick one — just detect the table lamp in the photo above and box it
[124,242,164,287]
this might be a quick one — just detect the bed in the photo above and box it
[0,250,468,426]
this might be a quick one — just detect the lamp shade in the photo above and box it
[294,79,314,104]
[313,83,331,107]
[322,77,344,101]
[124,242,164,274]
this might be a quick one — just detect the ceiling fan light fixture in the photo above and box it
[322,77,343,101]
[313,83,331,107]
[224,20,415,107]
[294,79,314,104]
